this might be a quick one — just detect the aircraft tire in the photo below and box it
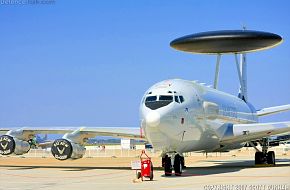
[267,151,275,165]
[164,156,172,176]
[174,154,182,176]
[255,152,263,165]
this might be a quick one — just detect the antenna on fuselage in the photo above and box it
[170,29,283,102]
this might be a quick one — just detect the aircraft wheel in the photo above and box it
[174,154,182,176]
[255,152,263,165]
[267,151,275,165]
[164,155,172,176]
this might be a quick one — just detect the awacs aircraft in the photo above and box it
[0,30,290,176]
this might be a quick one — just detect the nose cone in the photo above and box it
[145,111,160,127]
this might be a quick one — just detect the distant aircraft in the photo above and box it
[0,30,289,176]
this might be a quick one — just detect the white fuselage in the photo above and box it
[140,79,258,154]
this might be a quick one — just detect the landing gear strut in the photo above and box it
[254,138,276,165]
[162,153,184,176]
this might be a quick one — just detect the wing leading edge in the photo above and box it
[0,127,145,140]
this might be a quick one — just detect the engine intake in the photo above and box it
[0,135,30,155]
[51,139,86,160]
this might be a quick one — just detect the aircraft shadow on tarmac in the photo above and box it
[1,158,289,176]
[160,159,290,178]
[4,165,132,171]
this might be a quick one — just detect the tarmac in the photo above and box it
[0,149,289,190]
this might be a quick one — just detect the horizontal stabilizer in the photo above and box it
[257,104,290,117]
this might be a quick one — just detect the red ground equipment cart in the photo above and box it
[135,150,153,181]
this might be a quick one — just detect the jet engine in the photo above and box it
[51,139,86,160]
[0,135,31,155]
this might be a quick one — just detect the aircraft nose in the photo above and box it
[145,111,160,127]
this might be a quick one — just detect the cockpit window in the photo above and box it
[179,96,184,103]
[145,96,157,102]
[159,96,173,101]
[174,96,184,104]
[174,96,179,103]
[145,95,173,110]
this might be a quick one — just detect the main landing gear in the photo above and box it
[162,153,185,176]
[253,138,276,165]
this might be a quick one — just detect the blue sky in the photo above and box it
[0,0,289,127]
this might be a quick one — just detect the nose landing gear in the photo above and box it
[162,153,185,176]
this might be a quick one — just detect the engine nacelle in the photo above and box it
[0,135,31,155]
[51,139,86,160]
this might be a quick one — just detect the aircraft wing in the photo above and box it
[0,127,76,135]
[79,127,144,140]
[257,104,290,116]
[0,127,145,140]
[0,126,145,159]
[220,121,290,144]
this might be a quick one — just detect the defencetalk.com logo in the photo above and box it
[0,0,55,5]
